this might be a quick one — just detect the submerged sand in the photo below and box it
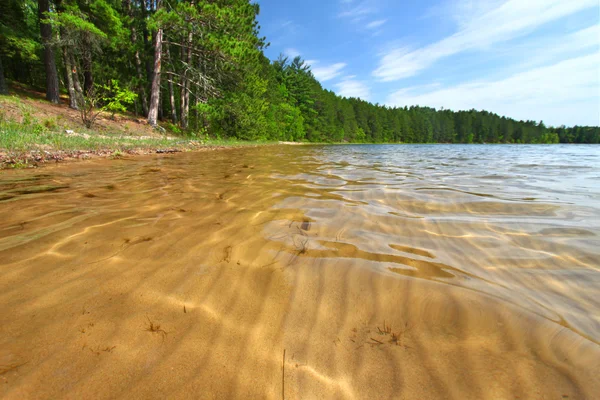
[1,145,599,399]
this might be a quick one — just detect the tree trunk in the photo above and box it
[70,53,83,98]
[125,0,148,116]
[82,33,94,95]
[180,31,192,129]
[184,31,192,126]
[134,40,149,116]
[165,43,177,124]
[143,0,153,84]
[147,26,163,126]
[0,56,8,95]
[38,0,60,103]
[194,93,199,132]
[179,37,187,128]
[62,46,78,109]
[55,1,76,108]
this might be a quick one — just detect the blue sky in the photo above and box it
[256,0,600,127]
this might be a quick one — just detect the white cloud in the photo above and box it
[366,19,387,29]
[386,52,600,127]
[507,25,600,70]
[335,78,371,100]
[284,48,301,58]
[338,2,375,21]
[310,62,348,82]
[373,0,598,81]
[424,0,505,28]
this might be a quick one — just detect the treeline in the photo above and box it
[1,0,598,144]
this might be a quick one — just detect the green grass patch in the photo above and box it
[0,119,184,153]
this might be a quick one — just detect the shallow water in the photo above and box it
[1,144,599,399]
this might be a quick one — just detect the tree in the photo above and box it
[147,0,163,127]
[38,0,60,103]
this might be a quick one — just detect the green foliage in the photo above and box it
[53,9,108,40]
[102,79,137,118]
[43,117,58,130]
[0,0,38,54]
[76,79,137,127]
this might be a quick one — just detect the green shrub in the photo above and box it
[43,118,57,131]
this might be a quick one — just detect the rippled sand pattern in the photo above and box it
[1,144,599,399]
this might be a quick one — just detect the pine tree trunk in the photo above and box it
[134,41,149,116]
[164,40,177,124]
[55,2,76,108]
[179,37,187,129]
[194,94,199,131]
[82,33,94,95]
[38,0,60,103]
[125,0,148,116]
[142,0,153,84]
[0,56,7,95]
[184,31,192,126]
[180,31,192,129]
[168,78,177,124]
[62,44,78,109]
[70,53,83,98]
[147,26,163,127]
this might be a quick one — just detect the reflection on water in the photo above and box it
[1,144,599,399]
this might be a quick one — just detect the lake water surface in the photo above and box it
[1,144,599,399]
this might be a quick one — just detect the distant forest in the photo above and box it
[1,0,598,144]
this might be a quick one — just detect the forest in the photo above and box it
[1,0,598,144]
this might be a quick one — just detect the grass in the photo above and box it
[0,91,281,168]
[0,118,185,153]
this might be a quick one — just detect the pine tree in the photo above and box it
[38,0,60,103]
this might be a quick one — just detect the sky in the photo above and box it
[255,0,600,127]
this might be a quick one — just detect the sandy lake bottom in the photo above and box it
[1,144,599,399]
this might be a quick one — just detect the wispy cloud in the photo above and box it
[283,47,301,59]
[284,48,301,58]
[386,52,600,126]
[423,0,505,28]
[373,0,598,81]
[366,19,387,29]
[309,61,348,82]
[338,1,376,21]
[335,78,371,100]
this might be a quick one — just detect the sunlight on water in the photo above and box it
[1,144,599,399]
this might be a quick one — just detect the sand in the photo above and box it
[1,146,599,399]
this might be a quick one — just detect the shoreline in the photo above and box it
[3,140,594,170]
[0,141,294,170]
[0,143,227,169]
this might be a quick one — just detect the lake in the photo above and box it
[1,144,599,399]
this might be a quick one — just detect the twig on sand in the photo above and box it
[369,338,384,345]
[0,362,28,375]
[145,316,168,339]
[282,349,286,400]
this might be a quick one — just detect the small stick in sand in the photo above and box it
[282,349,286,400]
[0,362,28,375]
